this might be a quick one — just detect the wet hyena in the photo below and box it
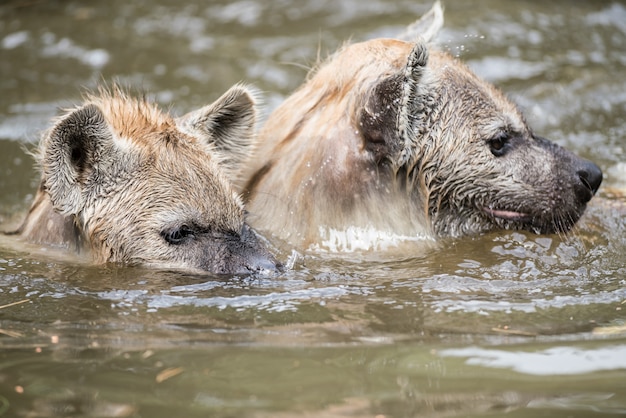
[240,2,602,251]
[8,85,278,274]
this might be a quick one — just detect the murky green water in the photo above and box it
[1,0,626,417]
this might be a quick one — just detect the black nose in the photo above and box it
[576,160,603,201]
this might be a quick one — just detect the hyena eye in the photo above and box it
[161,224,195,245]
[488,133,510,157]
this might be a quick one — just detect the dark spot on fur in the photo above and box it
[359,74,403,163]
[69,134,88,176]
[243,161,274,203]
[278,118,305,147]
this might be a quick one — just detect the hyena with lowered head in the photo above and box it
[8,85,279,274]
[240,2,602,251]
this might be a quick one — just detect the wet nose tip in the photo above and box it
[247,255,282,274]
[577,161,603,197]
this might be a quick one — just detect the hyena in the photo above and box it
[240,2,602,251]
[8,85,278,274]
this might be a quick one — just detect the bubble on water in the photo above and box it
[153,64,166,76]
[209,1,263,26]
[440,344,626,375]
[527,30,543,45]
[189,36,215,53]
[2,31,29,49]
[82,49,109,68]
[39,33,110,69]
[586,3,626,34]
[468,56,546,83]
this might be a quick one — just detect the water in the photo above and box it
[1,0,626,417]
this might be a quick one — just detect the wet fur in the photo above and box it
[10,85,277,273]
[240,3,602,250]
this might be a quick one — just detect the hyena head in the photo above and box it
[40,85,278,274]
[358,3,602,237]
[242,2,602,248]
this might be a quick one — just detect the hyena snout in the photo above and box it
[574,159,603,203]
[221,225,282,275]
[240,251,281,274]
[540,135,603,204]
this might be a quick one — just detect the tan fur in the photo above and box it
[90,88,173,142]
[244,40,432,246]
[241,5,602,251]
[12,183,81,250]
[11,86,278,274]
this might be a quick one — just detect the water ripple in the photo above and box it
[441,344,626,375]
[432,288,626,314]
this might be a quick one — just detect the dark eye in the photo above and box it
[161,224,195,245]
[488,133,510,157]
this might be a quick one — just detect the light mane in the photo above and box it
[84,86,175,145]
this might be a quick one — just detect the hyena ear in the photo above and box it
[397,42,433,166]
[176,84,257,178]
[359,73,405,164]
[42,104,116,215]
[397,1,444,43]
[359,42,431,166]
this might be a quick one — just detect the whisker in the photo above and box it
[279,61,314,73]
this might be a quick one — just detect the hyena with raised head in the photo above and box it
[241,2,602,251]
[9,85,278,274]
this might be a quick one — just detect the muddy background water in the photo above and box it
[1,0,626,417]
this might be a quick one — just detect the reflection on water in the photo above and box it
[1,0,626,417]
[441,344,626,375]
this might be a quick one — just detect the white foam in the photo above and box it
[440,344,626,376]
[312,225,434,253]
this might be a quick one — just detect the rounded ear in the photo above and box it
[176,84,258,179]
[397,1,444,43]
[42,104,115,215]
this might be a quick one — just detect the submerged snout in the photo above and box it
[576,159,603,202]
[224,224,282,275]
[241,251,282,274]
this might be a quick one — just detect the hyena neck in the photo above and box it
[316,176,435,247]
[430,202,493,238]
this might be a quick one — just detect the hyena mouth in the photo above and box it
[483,207,531,222]
[482,206,579,234]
